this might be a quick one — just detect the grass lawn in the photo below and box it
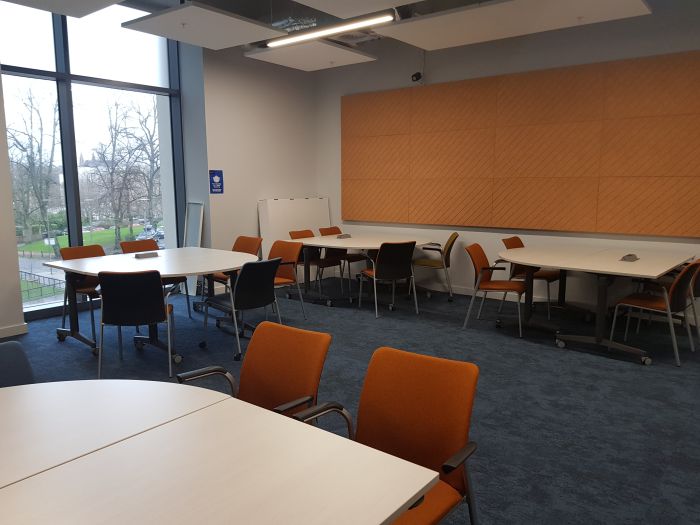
[20,279,64,302]
[18,226,145,254]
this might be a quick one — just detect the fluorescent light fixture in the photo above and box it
[267,13,394,48]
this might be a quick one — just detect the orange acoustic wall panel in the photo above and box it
[341,51,700,237]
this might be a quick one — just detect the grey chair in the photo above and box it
[0,341,34,387]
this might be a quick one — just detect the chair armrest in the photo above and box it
[176,366,236,396]
[273,395,313,414]
[441,441,477,474]
[421,246,443,253]
[293,401,355,439]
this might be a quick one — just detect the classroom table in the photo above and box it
[498,245,696,364]
[44,247,258,352]
[299,234,430,306]
[0,380,438,524]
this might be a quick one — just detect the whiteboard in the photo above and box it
[183,201,204,248]
[258,197,331,257]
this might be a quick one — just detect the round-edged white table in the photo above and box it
[0,380,438,525]
[44,247,258,351]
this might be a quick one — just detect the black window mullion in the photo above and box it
[168,40,187,248]
[53,14,83,247]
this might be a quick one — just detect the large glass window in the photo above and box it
[68,5,168,87]
[1,2,180,312]
[0,2,55,71]
[3,75,67,308]
[73,84,173,254]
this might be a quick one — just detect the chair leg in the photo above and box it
[684,309,695,353]
[411,275,419,315]
[184,280,192,319]
[88,296,96,343]
[373,277,379,319]
[636,308,642,334]
[231,307,243,361]
[608,304,621,351]
[117,326,123,361]
[339,262,344,294]
[61,288,68,329]
[463,292,477,329]
[465,469,479,525]
[443,266,454,301]
[664,306,681,367]
[497,292,507,314]
[295,280,307,320]
[98,318,105,380]
[477,292,487,320]
[166,311,173,378]
[358,275,363,308]
[275,298,283,325]
[546,282,551,321]
[516,294,522,338]
[624,307,632,342]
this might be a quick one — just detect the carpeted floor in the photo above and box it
[6,279,700,524]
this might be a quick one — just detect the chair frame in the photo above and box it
[463,264,523,338]
[413,233,459,301]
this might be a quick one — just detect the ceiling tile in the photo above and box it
[122,2,286,50]
[294,0,402,19]
[376,0,651,51]
[245,40,376,71]
[4,0,119,18]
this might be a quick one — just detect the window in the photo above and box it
[0,2,181,312]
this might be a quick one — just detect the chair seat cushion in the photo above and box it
[617,293,667,311]
[413,257,445,269]
[361,269,375,278]
[393,480,462,525]
[480,280,526,293]
[205,293,233,313]
[212,271,229,284]
[274,277,295,286]
[75,286,100,297]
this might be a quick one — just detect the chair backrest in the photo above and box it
[238,321,332,414]
[268,240,303,282]
[668,261,700,312]
[355,347,479,496]
[0,341,34,387]
[465,243,492,286]
[60,244,105,260]
[375,242,416,280]
[120,239,159,253]
[289,229,313,240]
[501,236,527,277]
[289,230,319,262]
[442,232,459,268]
[231,258,281,310]
[319,226,341,236]
[232,235,263,257]
[98,271,167,326]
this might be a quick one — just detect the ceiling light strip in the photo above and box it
[267,13,394,48]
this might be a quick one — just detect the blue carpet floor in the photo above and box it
[6,280,700,524]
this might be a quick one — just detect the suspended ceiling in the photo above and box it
[245,40,376,71]
[4,0,119,17]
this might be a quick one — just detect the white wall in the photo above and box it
[202,48,319,252]
[312,0,700,305]
[0,72,28,337]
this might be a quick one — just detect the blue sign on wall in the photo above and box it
[209,170,224,194]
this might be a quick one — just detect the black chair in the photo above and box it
[200,258,282,361]
[359,242,418,318]
[97,271,175,378]
[0,341,34,387]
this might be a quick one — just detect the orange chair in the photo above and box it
[210,235,263,288]
[319,226,367,292]
[500,236,559,320]
[177,321,331,416]
[120,239,192,318]
[463,243,525,337]
[60,245,105,341]
[609,261,700,366]
[269,240,307,319]
[294,347,480,525]
[289,229,342,293]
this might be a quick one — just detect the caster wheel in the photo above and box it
[234,354,242,362]
[91,347,99,356]
[641,356,652,366]
[555,338,566,349]
[172,354,183,364]
[426,291,432,299]
[57,333,67,342]
[198,341,207,349]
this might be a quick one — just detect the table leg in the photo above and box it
[303,246,311,295]
[557,269,568,307]
[56,273,96,350]
[524,267,535,324]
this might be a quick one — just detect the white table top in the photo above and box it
[44,247,258,278]
[499,245,696,279]
[0,387,437,525]
[302,234,431,251]
[0,380,228,489]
